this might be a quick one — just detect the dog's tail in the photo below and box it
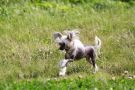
[95,36,101,55]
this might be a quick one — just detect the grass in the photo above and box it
[0,75,134,90]
[0,0,135,89]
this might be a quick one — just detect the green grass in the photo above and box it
[0,76,134,90]
[0,0,135,89]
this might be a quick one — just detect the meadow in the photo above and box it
[0,0,135,89]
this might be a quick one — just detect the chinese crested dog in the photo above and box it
[53,30,101,76]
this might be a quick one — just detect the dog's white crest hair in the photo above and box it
[64,29,80,40]
[64,29,80,34]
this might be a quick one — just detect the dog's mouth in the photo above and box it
[59,47,65,50]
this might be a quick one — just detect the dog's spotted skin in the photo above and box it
[53,31,101,76]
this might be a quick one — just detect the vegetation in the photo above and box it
[0,0,135,89]
[0,76,135,90]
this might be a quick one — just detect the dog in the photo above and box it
[53,30,101,76]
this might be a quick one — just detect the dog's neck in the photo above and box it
[65,39,84,53]
[65,41,75,53]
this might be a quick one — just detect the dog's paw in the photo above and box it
[59,72,66,76]
[93,64,99,74]
[59,66,67,76]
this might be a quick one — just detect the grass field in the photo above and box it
[0,75,135,90]
[0,0,135,89]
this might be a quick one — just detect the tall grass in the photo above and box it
[0,0,135,82]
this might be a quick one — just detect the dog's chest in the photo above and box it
[65,48,85,60]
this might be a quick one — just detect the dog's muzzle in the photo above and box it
[59,42,65,50]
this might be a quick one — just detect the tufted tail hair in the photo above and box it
[95,36,102,55]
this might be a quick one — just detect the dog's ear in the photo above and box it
[67,33,73,41]
[53,32,62,39]
[53,32,63,43]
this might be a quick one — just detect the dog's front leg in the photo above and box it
[59,59,69,76]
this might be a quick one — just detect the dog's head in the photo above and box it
[53,30,79,51]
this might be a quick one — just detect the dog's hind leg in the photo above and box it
[86,51,98,74]
[92,60,98,74]
[92,52,99,73]
[86,58,98,74]
[91,57,98,74]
